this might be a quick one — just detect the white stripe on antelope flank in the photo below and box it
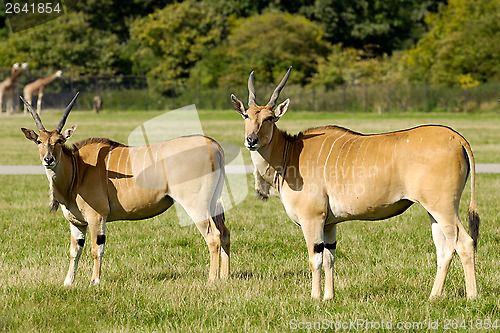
[1,164,500,175]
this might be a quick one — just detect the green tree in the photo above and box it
[210,0,444,56]
[75,0,175,41]
[314,44,401,88]
[403,0,500,84]
[193,12,330,88]
[129,0,228,94]
[0,12,125,74]
[209,0,314,17]
[0,2,8,40]
[300,0,446,55]
[314,45,366,87]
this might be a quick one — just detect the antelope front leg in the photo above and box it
[323,224,337,301]
[89,218,106,285]
[64,223,87,286]
[301,219,325,299]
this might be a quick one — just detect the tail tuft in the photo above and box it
[461,139,479,251]
[256,189,269,201]
[49,199,59,213]
[468,205,480,250]
[211,147,226,230]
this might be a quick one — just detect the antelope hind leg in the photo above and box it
[427,211,477,299]
[213,199,229,278]
[220,224,230,279]
[429,216,455,299]
[195,218,221,281]
[456,223,477,299]
[176,191,222,280]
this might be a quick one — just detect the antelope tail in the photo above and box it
[210,148,226,231]
[463,140,480,250]
[212,198,225,232]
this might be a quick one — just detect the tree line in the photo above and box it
[1,0,498,96]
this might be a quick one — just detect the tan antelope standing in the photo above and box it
[21,93,230,285]
[231,67,479,300]
[23,70,63,114]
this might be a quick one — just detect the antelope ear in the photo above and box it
[21,128,38,142]
[231,94,247,117]
[63,125,77,140]
[274,98,290,119]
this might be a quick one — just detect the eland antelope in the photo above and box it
[21,93,230,285]
[231,67,479,300]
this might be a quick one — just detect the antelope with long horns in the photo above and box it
[21,93,230,285]
[231,67,479,300]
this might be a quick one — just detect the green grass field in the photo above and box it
[1,109,500,331]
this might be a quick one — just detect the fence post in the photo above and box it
[464,87,469,113]
[386,84,391,113]
[198,81,202,109]
[364,84,368,112]
[342,85,346,112]
[70,67,74,95]
[424,82,429,112]
[312,85,316,111]
[142,73,149,111]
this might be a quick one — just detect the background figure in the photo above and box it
[0,62,28,114]
[93,95,102,114]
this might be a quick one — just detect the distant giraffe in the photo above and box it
[0,63,20,110]
[10,63,19,75]
[0,62,28,114]
[23,70,63,114]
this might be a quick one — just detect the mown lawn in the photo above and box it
[5,109,500,164]
[0,109,499,331]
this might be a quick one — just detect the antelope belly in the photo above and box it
[107,178,173,221]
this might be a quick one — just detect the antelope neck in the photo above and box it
[251,124,290,191]
[45,149,77,206]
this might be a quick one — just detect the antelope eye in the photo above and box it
[35,139,42,145]
[264,116,274,122]
[243,114,249,119]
